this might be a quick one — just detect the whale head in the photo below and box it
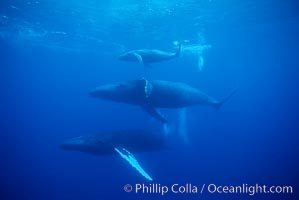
[60,135,114,155]
[89,80,148,104]
[118,52,136,61]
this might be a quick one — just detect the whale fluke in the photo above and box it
[214,88,238,111]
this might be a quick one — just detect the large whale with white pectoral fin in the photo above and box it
[89,79,237,124]
[118,45,181,68]
[60,129,167,181]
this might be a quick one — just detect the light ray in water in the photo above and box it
[163,123,171,135]
[198,54,204,71]
[114,147,153,181]
[173,40,211,71]
[183,44,211,71]
[178,108,189,144]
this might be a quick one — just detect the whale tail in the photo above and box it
[214,88,237,111]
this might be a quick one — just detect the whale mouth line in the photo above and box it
[118,53,127,60]
[89,87,110,98]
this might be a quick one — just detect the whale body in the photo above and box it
[61,129,166,181]
[89,79,236,123]
[118,45,181,68]
[60,129,166,155]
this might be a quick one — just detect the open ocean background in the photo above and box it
[0,0,298,199]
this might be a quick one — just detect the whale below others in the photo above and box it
[60,129,167,181]
[60,129,166,155]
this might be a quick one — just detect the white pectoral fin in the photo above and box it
[114,147,153,181]
[133,53,144,64]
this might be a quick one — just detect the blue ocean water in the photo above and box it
[0,0,298,199]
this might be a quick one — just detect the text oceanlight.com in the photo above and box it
[123,183,293,196]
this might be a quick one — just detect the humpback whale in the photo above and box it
[118,45,181,68]
[60,129,166,155]
[89,79,236,124]
[60,129,166,181]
